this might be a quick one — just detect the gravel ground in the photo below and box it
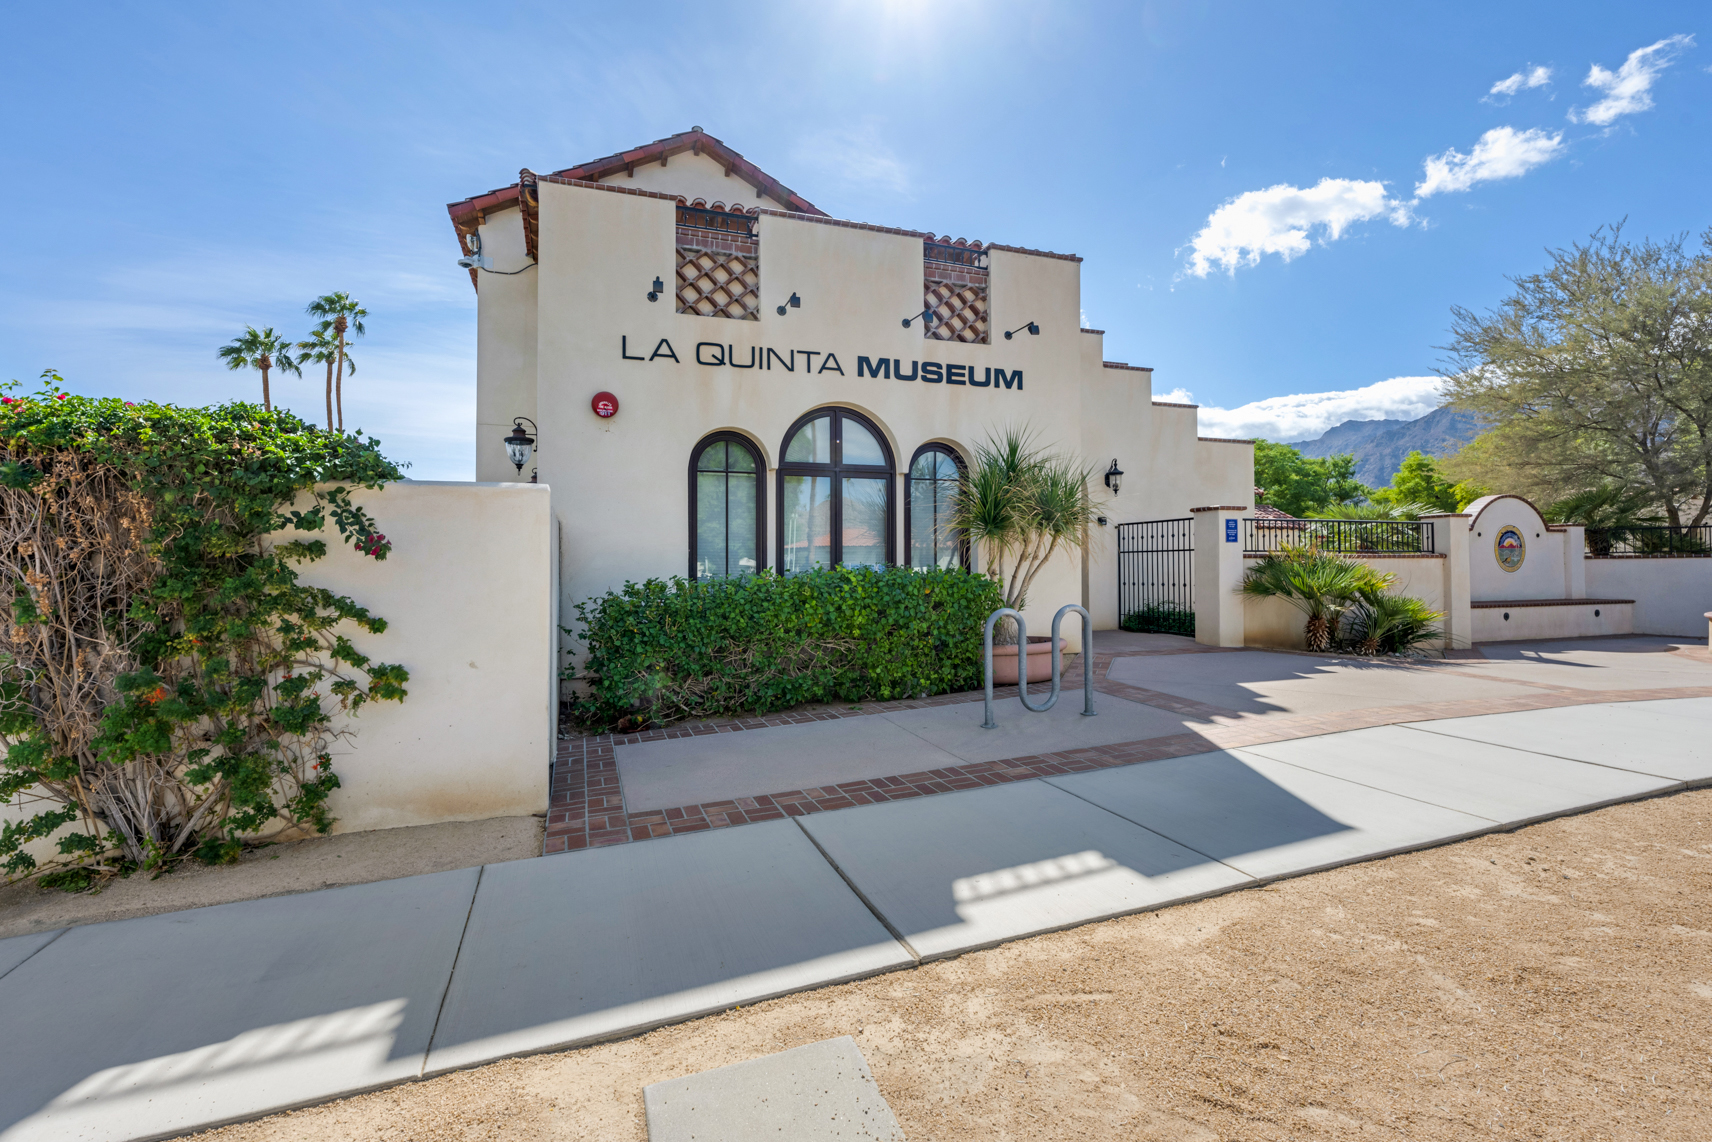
[195,788,1711,1141]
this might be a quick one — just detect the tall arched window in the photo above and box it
[689,433,764,580]
[906,444,967,570]
[777,408,895,572]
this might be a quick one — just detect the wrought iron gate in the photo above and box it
[1115,518,1194,635]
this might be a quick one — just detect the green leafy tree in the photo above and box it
[1253,441,1370,516]
[1442,223,1712,528]
[305,293,368,432]
[217,326,301,412]
[1369,451,1487,514]
[296,324,356,432]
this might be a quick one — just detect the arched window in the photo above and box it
[777,408,895,572]
[906,444,967,570]
[689,433,764,580]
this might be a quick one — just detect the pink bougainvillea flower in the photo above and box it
[55,393,68,400]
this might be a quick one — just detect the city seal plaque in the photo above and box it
[1495,524,1526,573]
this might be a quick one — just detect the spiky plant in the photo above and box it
[1343,591,1444,655]
[1241,546,1391,652]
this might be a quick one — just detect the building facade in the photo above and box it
[447,128,1253,661]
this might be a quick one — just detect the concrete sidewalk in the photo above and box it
[2,697,1709,1141]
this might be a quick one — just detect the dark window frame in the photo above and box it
[904,442,970,571]
[775,407,896,573]
[688,431,767,581]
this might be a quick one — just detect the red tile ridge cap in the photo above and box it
[751,207,933,241]
[1103,361,1154,372]
[1198,436,1256,444]
[1080,327,1105,335]
[1190,505,1250,512]
[1151,400,1197,408]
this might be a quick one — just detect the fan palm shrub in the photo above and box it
[304,293,367,431]
[1240,546,1391,652]
[217,326,300,412]
[1342,589,1444,655]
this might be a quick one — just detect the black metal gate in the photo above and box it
[1116,518,1195,635]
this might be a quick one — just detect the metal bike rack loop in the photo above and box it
[981,604,1095,729]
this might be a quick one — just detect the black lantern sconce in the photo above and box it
[776,292,801,316]
[646,277,665,302]
[901,307,937,329]
[1004,321,1041,340]
[505,417,539,483]
[1103,458,1124,495]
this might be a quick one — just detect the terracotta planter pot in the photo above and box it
[991,635,1066,684]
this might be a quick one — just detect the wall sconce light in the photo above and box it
[1103,458,1124,494]
[646,277,665,302]
[776,292,801,316]
[504,417,539,483]
[901,307,937,329]
[1096,515,1109,527]
[1003,321,1041,340]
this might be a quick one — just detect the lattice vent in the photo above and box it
[924,281,989,343]
[677,248,760,321]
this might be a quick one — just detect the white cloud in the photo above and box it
[1183,178,1407,277]
[1571,34,1694,126]
[1165,376,1446,441]
[1414,126,1565,198]
[1487,65,1552,99]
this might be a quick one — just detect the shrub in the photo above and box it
[1240,546,1392,652]
[1341,591,1444,655]
[1,374,407,886]
[568,566,1003,729]
[1120,602,1195,637]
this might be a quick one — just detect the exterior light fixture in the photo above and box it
[1004,321,1041,340]
[646,277,665,302]
[901,307,937,329]
[776,292,801,316]
[504,417,539,483]
[1103,458,1124,494]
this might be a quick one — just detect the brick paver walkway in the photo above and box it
[544,643,1712,854]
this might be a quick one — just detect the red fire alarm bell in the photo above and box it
[591,391,618,418]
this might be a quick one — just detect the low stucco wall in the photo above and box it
[1585,558,1712,637]
[1472,600,1634,642]
[1242,554,1451,651]
[284,480,555,832]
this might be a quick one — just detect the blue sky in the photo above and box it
[4,2,1705,477]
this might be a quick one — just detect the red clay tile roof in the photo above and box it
[446,127,825,233]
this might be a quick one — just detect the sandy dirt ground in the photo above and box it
[191,788,1711,1142]
[0,816,543,939]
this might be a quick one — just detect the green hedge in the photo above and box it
[568,566,1003,729]
[1120,601,1195,637]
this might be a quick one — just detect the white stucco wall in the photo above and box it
[472,175,1251,664]
[1465,495,1576,602]
[1472,601,1634,642]
[1585,558,1712,636]
[273,480,554,832]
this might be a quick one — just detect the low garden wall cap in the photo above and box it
[1190,505,1249,512]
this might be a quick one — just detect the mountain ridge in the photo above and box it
[1284,406,1486,487]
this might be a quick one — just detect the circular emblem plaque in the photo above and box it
[1494,524,1526,573]
[591,391,619,418]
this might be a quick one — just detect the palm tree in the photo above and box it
[217,326,299,412]
[295,323,356,432]
[304,293,367,431]
[1241,546,1391,652]
[948,426,1101,643]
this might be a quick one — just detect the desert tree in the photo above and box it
[296,323,357,432]
[1442,224,1712,528]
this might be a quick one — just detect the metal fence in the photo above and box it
[1116,518,1194,633]
[1243,517,1435,555]
[1584,525,1712,558]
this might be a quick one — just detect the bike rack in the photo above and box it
[982,604,1096,729]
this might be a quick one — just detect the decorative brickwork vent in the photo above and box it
[923,238,989,343]
[676,199,761,321]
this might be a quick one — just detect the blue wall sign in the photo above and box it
[1225,518,1238,543]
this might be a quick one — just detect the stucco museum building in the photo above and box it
[446,128,1253,652]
